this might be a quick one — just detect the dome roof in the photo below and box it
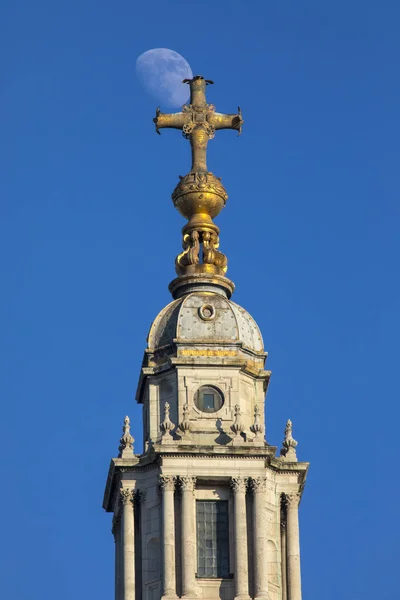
[147,292,264,353]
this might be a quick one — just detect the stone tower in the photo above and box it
[103,76,308,600]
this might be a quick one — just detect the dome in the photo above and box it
[147,292,264,353]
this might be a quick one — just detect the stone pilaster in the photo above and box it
[180,476,197,598]
[286,493,302,600]
[230,477,250,600]
[250,477,270,600]
[120,488,136,600]
[159,475,178,599]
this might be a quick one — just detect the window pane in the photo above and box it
[196,500,229,578]
[203,393,215,410]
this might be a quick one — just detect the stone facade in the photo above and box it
[103,290,308,600]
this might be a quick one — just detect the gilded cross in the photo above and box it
[154,75,243,172]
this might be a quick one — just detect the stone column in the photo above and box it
[112,514,122,600]
[120,488,136,600]
[231,477,250,600]
[138,490,147,600]
[250,477,269,600]
[280,506,287,600]
[180,476,197,598]
[286,493,302,600]
[160,475,177,599]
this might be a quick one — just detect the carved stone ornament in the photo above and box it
[250,405,264,440]
[159,475,177,492]
[285,493,301,509]
[280,419,298,461]
[119,488,135,505]
[250,476,267,494]
[230,476,247,493]
[178,403,192,437]
[160,402,175,442]
[231,404,245,443]
[118,415,135,458]
[180,476,196,492]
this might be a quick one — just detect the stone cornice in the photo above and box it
[136,345,271,402]
[270,457,309,473]
[103,447,309,512]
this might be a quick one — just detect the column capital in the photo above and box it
[230,476,248,493]
[285,492,301,508]
[250,476,267,494]
[120,487,135,505]
[180,475,196,492]
[159,475,177,492]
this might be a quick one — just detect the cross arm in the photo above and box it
[208,108,243,134]
[153,108,185,135]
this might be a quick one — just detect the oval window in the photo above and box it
[195,385,224,413]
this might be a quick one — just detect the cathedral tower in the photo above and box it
[103,76,308,600]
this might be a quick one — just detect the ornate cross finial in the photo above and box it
[118,415,134,458]
[154,76,243,298]
[280,419,298,461]
[154,76,242,172]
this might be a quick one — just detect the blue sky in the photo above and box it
[1,1,399,599]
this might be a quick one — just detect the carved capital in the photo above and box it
[250,476,267,494]
[230,476,247,493]
[119,488,135,506]
[180,476,196,492]
[159,475,177,492]
[285,492,301,509]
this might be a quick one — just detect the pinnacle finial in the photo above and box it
[280,419,298,461]
[231,404,245,443]
[250,404,265,443]
[160,402,175,443]
[178,403,192,438]
[118,415,134,458]
[153,77,243,299]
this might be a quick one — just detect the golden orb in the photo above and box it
[172,171,228,225]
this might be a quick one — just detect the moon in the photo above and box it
[136,48,193,109]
